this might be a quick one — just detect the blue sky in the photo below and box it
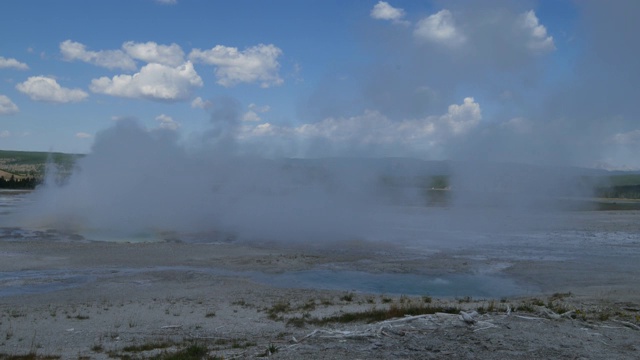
[1,0,639,169]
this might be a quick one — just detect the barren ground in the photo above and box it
[1,210,639,359]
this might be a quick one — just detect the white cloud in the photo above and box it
[0,56,29,70]
[370,1,409,25]
[155,114,181,130]
[76,132,92,139]
[191,97,213,109]
[0,130,10,138]
[414,10,466,48]
[242,103,270,122]
[0,95,19,115]
[60,40,136,70]
[249,103,270,113]
[240,98,481,151]
[16,76,88,103]
[242,111,261,122]
[518,10,555,53]
[90,62,203,102]
[156,0,177,4]
[122,41,185,67]
[111,115,137,122]
[439,97,481,135]
[611,130,640,145]
[501,117,532,134]
[189,44,283,87]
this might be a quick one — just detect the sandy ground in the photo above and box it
[1,210,639,359]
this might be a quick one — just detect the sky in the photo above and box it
[0,0,639,170]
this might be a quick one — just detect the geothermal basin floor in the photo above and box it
[0,210,639,359]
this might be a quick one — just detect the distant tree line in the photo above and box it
[0,176,39,189]
[595,185,640,199]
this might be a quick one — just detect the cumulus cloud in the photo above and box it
[155,114,181,130]
[370,1,408,25]
[518,10,555,53]
[610,130,640,145]
[0,95,19,115]
[90,62,203,102]
[122,41,185,66]
[242,111,261,122]
[111,115,138,122]
[189,44,283,87]
[191,97,213,109]
[0,130,9,138]
[242,103,270,122]
[60,40,136,70]
[76,132,92,139]
[16,76,88,103]
[500,117,533,134]
[241,97,481,154]
[0,56,29,70]
[414,10,466,48]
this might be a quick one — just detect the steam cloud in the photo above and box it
[9,1,632,245]
[10,111,593,246]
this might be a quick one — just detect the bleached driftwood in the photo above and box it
[460,311,477,324]
[293,311,498,346]
[513,315,546,320]
[613,320,640,331]
[161,325,183,329]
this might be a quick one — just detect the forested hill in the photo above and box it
[0,150,82,187]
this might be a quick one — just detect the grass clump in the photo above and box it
[0,354,60,360]
[515,303,536,313]
[549,292,572,302]
[340,293,354,302]
[266,301,291,320]
[258,344,278,357]
[122,341,173,352]
[301,299,316,311]
[160,344,209,360]
[530,298,545,307]
[67,314,89,320]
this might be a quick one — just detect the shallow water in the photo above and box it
[4,188,631,299]
[252,269,536,298]
[0,265,536,298]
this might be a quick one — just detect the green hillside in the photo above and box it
[0,150,82,179]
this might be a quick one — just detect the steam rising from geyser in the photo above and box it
[11,120,594,245]
[17,121,382,241]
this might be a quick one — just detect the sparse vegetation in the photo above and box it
[0,354,60,360]
[340,293,354,302]
[285,302,461,327]
[258,343,278,357]
[266,301,291,320]
[159,343,209,360]
[381,296,393,304]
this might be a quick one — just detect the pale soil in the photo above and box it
[0,210,639,359]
